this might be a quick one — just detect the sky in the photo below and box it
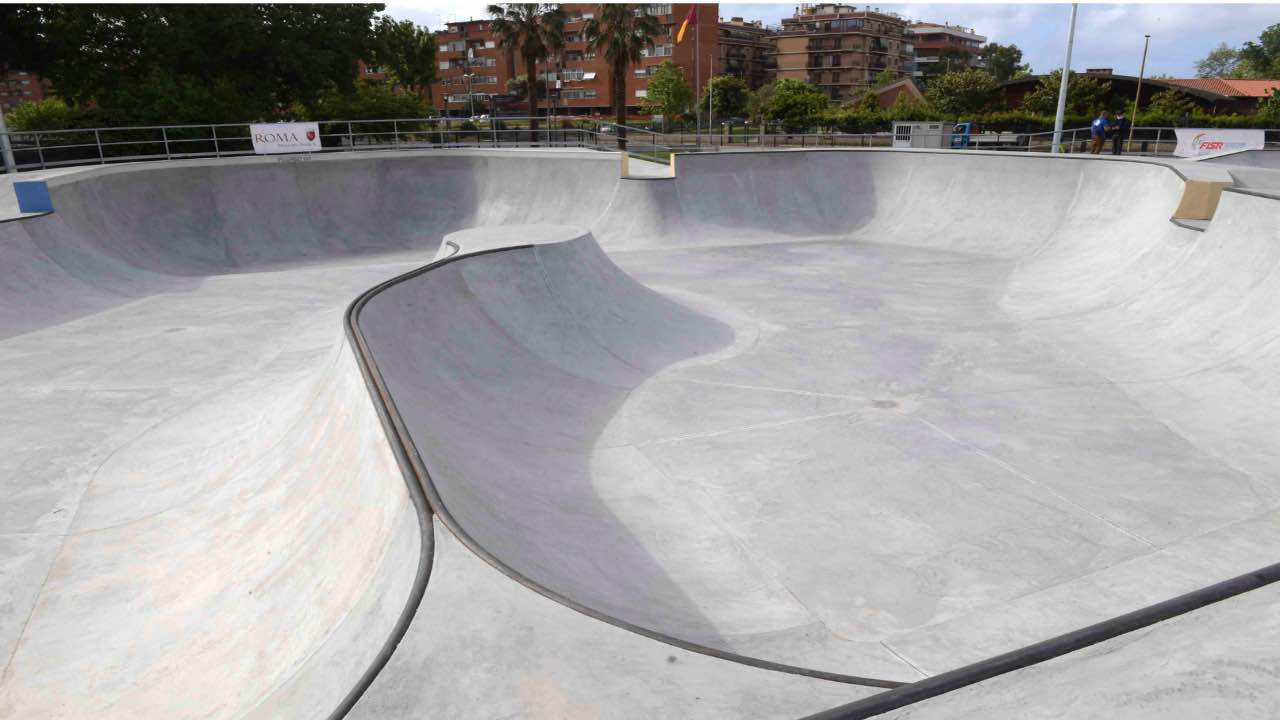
[381,2,1280,78]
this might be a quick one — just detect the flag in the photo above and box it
[676,5,696,44]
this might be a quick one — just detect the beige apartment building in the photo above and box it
[771,4,913,101]
[719,17,773,90]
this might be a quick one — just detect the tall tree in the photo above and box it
[488,3,565,130]
[764,78,828,131]
[702,75,750,119]
[1195,42,1241,78]
[371,16,439,105]
[920,46,974,80]
[584,4,662,149]
[1238,23,1280,78]
[1,4,384,123]
[981,42,1030,83]
[638,60,693,126]
[924,68,998,117]
[1021,70,1111,116]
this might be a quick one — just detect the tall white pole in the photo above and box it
[1127,34,1150,153]
[0,104,16,174]
[1051,3,1078,154]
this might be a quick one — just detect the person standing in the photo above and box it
[1111,112,1131,155]
[1090,111,1109,155]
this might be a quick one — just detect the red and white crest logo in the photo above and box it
[305,130,316,141]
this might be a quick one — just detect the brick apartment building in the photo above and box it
[908,22,986,82]
[719,17,772,90]
[431,3,717,117]
[770,4,913,102]
[0,69,53,112]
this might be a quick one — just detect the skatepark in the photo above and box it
[2,147,1280,719]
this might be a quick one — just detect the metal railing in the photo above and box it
[0,116,677,173]
[5,117,1280,174]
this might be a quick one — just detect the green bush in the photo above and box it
[4,98,95,130]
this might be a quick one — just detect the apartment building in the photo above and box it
[908,22,986,82]
[431,18,516,116]
[719,17,772,90]
[0,69,53,112]
[430,4,717,117]
[771,4,913,102]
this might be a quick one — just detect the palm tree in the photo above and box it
[488,3,565,132]
[585,4,662,150]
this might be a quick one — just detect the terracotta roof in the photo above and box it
[1165,78,1280,98]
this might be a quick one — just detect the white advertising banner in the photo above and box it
[250,122,321,154]
[1173,127,1265,158]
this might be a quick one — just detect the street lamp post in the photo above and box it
[1128,34,1151,154]
[1051,3,1078,154]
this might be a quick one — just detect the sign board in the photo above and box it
[250,122,321,155]
[1173,128,1265,158]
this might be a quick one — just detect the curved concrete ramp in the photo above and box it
[0,152,625,719]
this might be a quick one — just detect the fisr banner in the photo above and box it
[250,122,321,154]
[1173,128,1264,158]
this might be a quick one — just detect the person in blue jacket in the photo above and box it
[1090,111,1109,154]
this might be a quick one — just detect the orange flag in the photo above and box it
[676,5,696,44]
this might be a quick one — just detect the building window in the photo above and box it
[561,88,598,100]
[635,89,648,98]
[562,68,585,81]
[642,43,673,57]
[446,40,465,53]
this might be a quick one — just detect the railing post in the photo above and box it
[212,126,221,158]
[94,129,105,164]
[1155,127,1162,156]
[393,120,400,150]
[162,126,171,159]
[35,131,45,169]
[347,121,354,150]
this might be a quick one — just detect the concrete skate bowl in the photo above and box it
[4,148,1280,719]
[354,151,1280,703]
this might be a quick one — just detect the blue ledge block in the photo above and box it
[14,181,53,213]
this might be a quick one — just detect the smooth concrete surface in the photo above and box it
[878,581,1280,719]
[2,147,1279,719]
[1199,150,1280,192]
